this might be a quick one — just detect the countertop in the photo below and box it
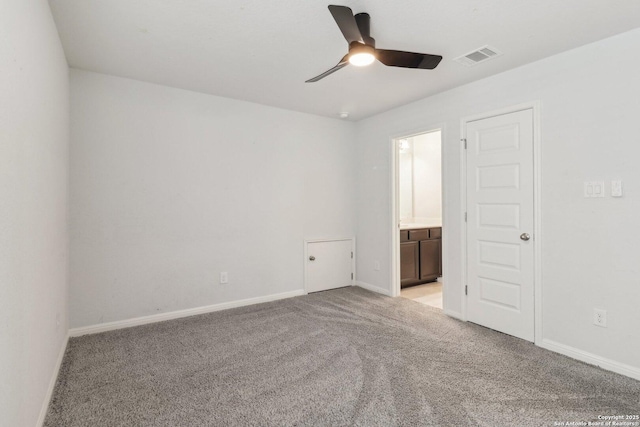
[400,221,442,230]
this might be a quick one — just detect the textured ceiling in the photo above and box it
[50,0,640,121]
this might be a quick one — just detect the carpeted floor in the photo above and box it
[45,287,640,426]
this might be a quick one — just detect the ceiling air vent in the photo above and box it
[454,45,502,67]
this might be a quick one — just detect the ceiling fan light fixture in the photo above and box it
[348,43,375,66]
[349,52,375,66]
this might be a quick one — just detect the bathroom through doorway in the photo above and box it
[393,129,444,309]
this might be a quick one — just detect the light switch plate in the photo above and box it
[592,181,605,197]
[584,181,605,198]
[611,180,623,197]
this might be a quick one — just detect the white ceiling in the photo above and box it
[50,0,640,121]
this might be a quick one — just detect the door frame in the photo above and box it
[303,237,356,294]
[460,101,543,344]
[390,125,447,299]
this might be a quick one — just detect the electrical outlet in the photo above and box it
[593,308,607,327]
[56,313,61,328]
[220,272,228,284]
[374,260,380,271]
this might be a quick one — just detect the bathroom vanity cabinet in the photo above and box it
[400,227,442,288]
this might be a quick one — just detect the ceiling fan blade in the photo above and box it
[376,49,443,69]
[306,55,349,83]
[328,5,363,44]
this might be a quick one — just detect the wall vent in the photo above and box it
[454,45,502,67]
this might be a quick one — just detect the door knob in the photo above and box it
[309,256,316,261]
[520,233,531,241]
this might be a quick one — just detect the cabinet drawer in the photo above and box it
[400,230,409,242]
[429,227,441,239]
[409,229,430,241]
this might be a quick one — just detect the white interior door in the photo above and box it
[305,239,354,293]
[466,108,535,341]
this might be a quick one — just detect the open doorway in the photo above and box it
[393,129,443,309]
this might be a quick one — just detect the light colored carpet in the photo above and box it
[45,287,640,426]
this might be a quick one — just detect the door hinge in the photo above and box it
[464,212,467,222]
[351,251,353,259]
[351,273,354,280]
[465,285,468,296]
[462,138,467,149]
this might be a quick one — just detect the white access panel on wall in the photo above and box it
[304,238,355,293]
[465,108,535,342]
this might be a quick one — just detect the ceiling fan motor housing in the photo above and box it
[349,41,375,57]
[354,13,375,47]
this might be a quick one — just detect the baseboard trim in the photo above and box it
[443,309,464,321]
[355,281,393,296]
[69,289,306,337]
[540,338,640,381]
[36,333,69,427]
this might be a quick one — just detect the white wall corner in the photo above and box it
[36,334,69,427]
[540,339,640,381]
[355,281,393,297]
[69,289,306,337]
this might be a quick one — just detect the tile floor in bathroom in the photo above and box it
[400,281,443,309]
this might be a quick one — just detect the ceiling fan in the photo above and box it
[306,5,443,83]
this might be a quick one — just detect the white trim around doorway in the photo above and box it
[390,125,447,300]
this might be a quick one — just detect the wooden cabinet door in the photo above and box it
[400,241,419,286]
[420,239,440,281]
